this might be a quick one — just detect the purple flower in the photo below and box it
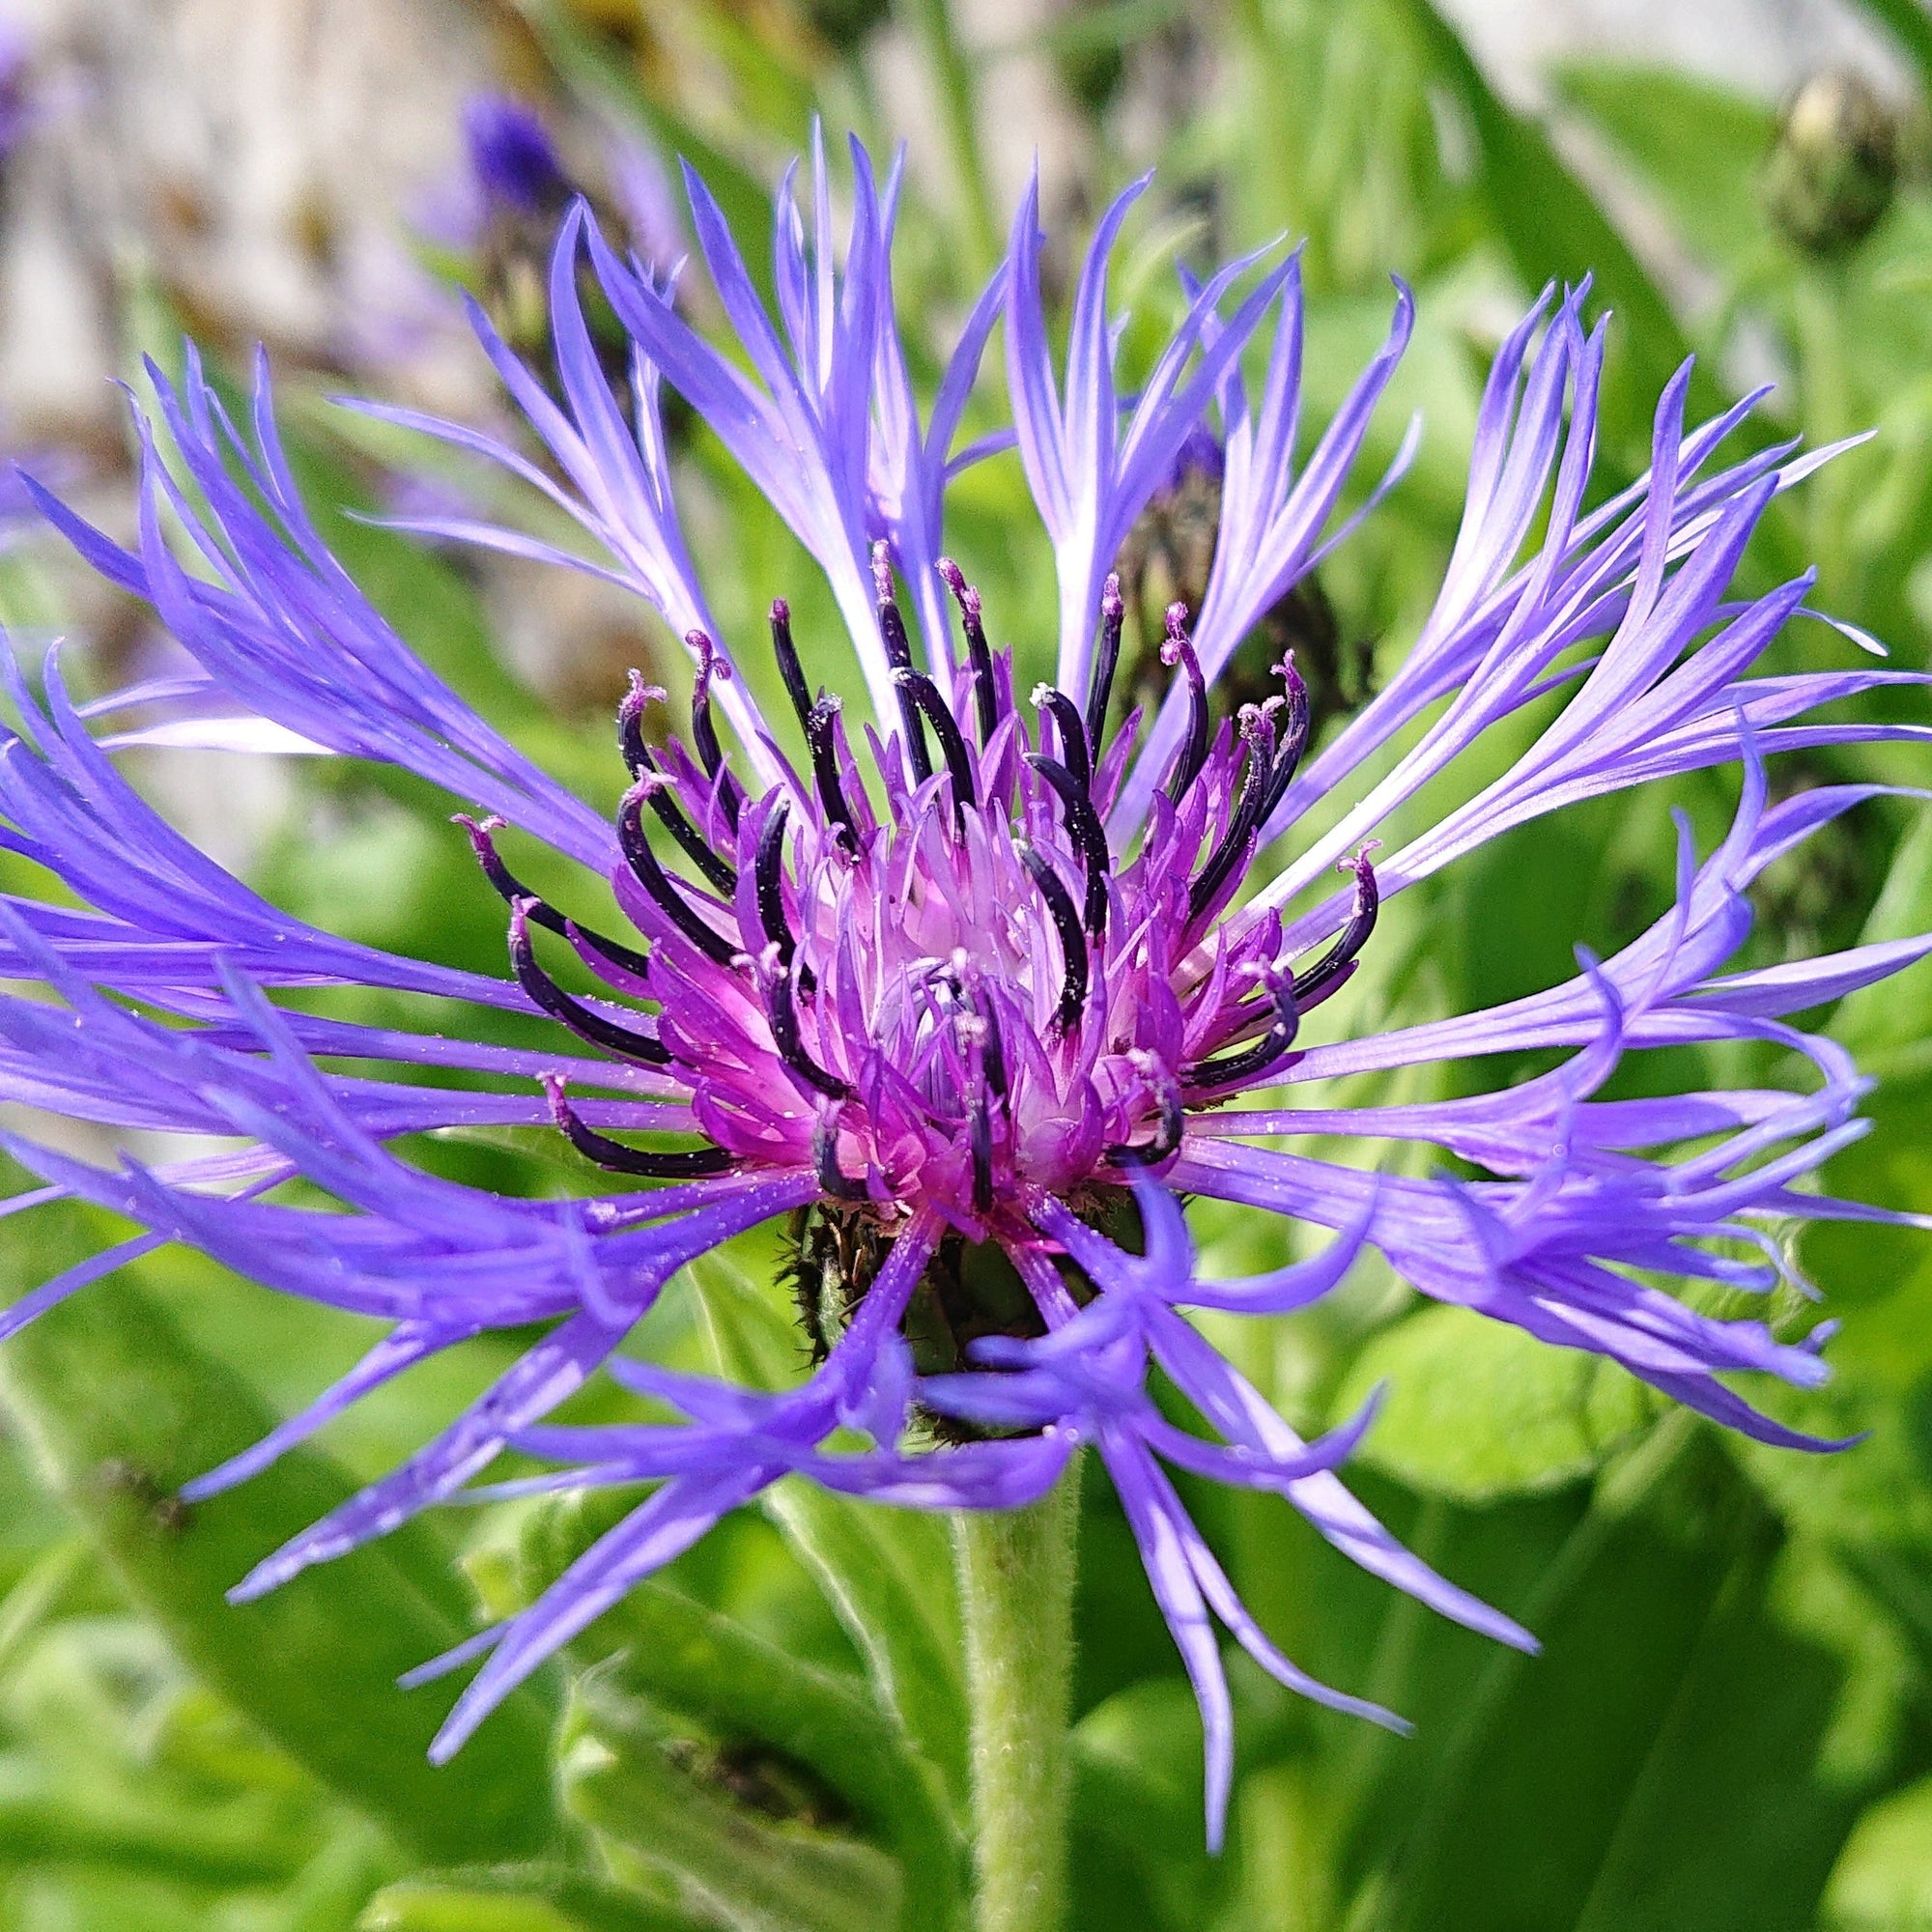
[464,95,571,216]
[0,31,34,167]
[432,92,681,268]
[9,134,1931,1847]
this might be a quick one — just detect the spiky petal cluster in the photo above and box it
[5,135,1929,1845]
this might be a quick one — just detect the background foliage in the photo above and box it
[2,1,1932,1927]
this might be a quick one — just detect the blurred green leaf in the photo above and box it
[690,1245,972,1811]
[1393,0,1722,451]
[1335,1305,1656,1504]
[0,1217,559,1864]
[515,1491,966,1926]
[1359,1441,1873,1932]
[1554,63,1776,276]
[559,1680,904,1932]
[1819,1773,1932,1930]
[361,1868,702,1932]
[1067,1680,1215,1932]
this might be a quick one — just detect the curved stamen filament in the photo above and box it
[1186,970,1300,1093]
[1028,756,1111,939]
[896,669,978,829]
[764,965,850,1099]
[686,629,744,837]
[874,544,933,786]
[1033,684,1092,795]
[806,698,860,848]
[617,782,741,967]
[616,674,738,895]
[1162,604,1211,802]
[508,900,669,1065]
[459,813,651,977]
[544,1074,733,1177]
[1018,843,1090,1033]
[769,598,814,735]
[940,557,1000,743]
[1085,572,1125,752]
[1292,848,1380,1009]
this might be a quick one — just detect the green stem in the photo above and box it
[952,1473,1082,1932]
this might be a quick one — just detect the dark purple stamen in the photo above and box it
[764,968,849,1099]
[813,1116,869,1201]
[1018,844,1090,1032]
[1185,970,1300,1093]
[873,545,933,787]
[1084,573,1125,752]
[1162,605,1210,802]
[459,814,653,977]
[1187,712,1278,925]
[754,800,798,964]
[940,557,1000,744]
[1033,685,1092,795]
[617,783,741,968]
[508,900,670,1065]
[770,599,814,735]
[1292,849,1380,1010]
[896,669,977,829]
[1106,1063,1185,1167]
[969,1086,994,1213]
[980,998,1009,1100]
[686,630,743,838]
[618,672,737,895]
[753,799,818,996]
[1027,756,1111,939]
[1256,655,1312,823]
[806,698,860,847]
[544,1074,734,1178]
[617,670,656,779]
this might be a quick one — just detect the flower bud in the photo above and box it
[1764,69,1899,256]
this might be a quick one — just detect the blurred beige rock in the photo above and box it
[0,0,498,444]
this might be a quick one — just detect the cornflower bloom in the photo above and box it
[6,135,1929,1846]
[441,91,682,275]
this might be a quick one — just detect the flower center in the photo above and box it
[466,546,1381,1237]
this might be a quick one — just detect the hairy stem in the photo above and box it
[952,1471,1082,1932]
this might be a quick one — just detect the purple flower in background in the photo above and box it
[464,95,572,215]
[434,90,681,268]
[8,133,1931,1845]
[0,30,35,166]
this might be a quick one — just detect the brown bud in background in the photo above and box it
[1763,69,1899,257]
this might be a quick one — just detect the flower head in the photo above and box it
[465,94,572,216]
[8,134,1930,1847]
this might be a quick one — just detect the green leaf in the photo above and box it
[1851,0,1932,92]
[516,1492,966,1927]
[1365,1440,1866,1932]
[361,1869,706,1932]
[559,1681,904,1932]
[1553,63,1776,276]
[1819,1774,1932,1929]
[1394,0,1723,451]
[1068,1680,1216,1932]
[1334,1304,1655,1503]
[0,1218,559,1863]
[0,1753,309,1887]
[1831,807,1932,1067]
[689,1245,972,1810]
